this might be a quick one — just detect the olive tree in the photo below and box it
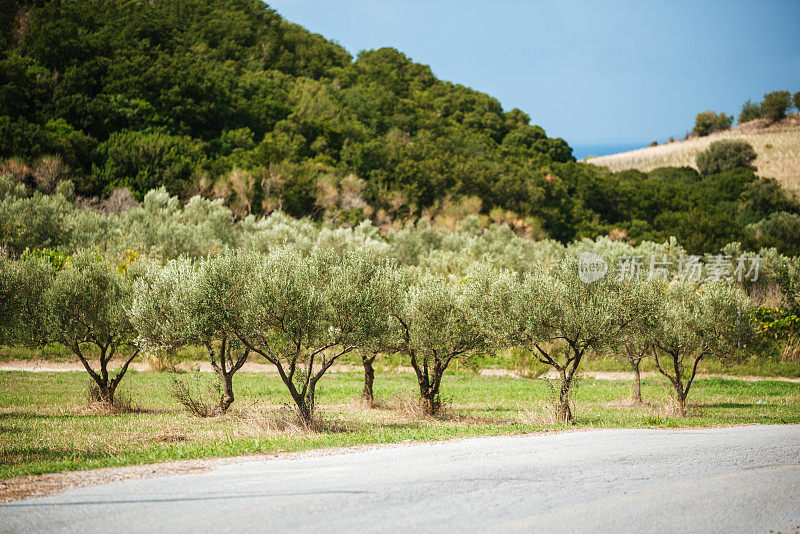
[45,251,142,405]
[389,270,486,415]
[477,256,635,423]
[232,246,395,422]
[353,267,408,406]
[0,253,54,346]
[129,251,256,413]
[650,280,755,414]
[606,280,664,404]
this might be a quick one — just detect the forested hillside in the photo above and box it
[0,2,572,218]
[2,0,799,252]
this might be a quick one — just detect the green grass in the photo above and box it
[2,369,799,480]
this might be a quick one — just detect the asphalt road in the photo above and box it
[2,425,799,533]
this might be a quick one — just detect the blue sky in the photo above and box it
[267,0,800,145]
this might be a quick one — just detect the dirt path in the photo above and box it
[2,360,799,383]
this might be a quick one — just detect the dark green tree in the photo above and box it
[762,90,792,123]
[696,140,757,176]
[693,111,733,136]
[738,100,764,124]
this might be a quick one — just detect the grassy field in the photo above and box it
[586,114,800,191]
[1,369,799,480]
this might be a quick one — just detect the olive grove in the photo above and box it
[0,236,766,423]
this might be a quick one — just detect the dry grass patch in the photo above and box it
[587,115,800,191]
[235,405,323,436]
[517,402,562,426]
[85,382,142,415]
[602,395,701,419]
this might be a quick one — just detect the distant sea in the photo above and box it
[572,142,647,161]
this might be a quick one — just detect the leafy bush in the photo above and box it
[746,212,800,257]
[738,99,764,124]
[693,111,733,136]
[97,130,207,198]
[761,90,793,123]
[696,140,757,176]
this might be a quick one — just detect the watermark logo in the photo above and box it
[615,254,761,283]
[578,252,608,283]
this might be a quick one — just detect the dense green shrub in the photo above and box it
[97,130,207,198]
[761,90,793,123]
[746,212,800,257]
[693,111,733,136]
[738,99,764,124]
[696,140,757,176]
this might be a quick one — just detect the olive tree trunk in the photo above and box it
[652,346,704,417]
[206,336,249,413]
[530,343,583,424]
[361,354,376,405]
[73,343,139,408]
[631,359,642,404]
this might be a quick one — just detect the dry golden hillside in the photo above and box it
[586,113,800,191]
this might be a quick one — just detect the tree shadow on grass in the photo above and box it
[703,402,765,409]
[1,446,112,467]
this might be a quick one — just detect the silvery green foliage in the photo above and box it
[0,180,78,255]
[0,251,13,343]
[0,252,55,345]
[651,279,755,409]
[606,278,666,403]
[229,246,396,420]
[237,212,389,259]
[722,242,798,299]
[64,208,116,252]
[566,235,687,280]
[476,225,565,272]
[389,268,486,413]
[117,188,236,259]
[386,219,566,276]
[474,254,638,422]
[237,211,319,253]
[45,250,142,403]
[47,251,136,350]
[130,250,257,411]
[0,174,23,200]
[315,220,390,258]
[608,278,666,353]
[4,181,799,297]
[129,257,199,355]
